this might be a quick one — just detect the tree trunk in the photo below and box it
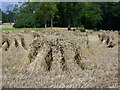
[9,16,11,25]
[10,19,11,25]
[51,19,53,28]
[45,19,47,28]
[73,22,76,31]
[68,18,71,30]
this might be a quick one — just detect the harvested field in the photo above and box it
[1,29,119,88]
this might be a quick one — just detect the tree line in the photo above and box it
[1,2,120,30]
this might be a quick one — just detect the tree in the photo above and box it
[14,2,57,28]
[56,3,102,30]
[80,3,102,29]
[56,3,76,30]
[35,2,57,28]
[6,4,19,24]
[13,4,19,22]
[14,2,119,30]
[72,3,84,29]
[14,2,36,28]
[0,9,2,21]
[6,4,14,24]
[99,2,120,30]
[2,12,8,23]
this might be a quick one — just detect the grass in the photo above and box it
[1,27,67,32]
[1,28,51,32]
[1,28,43,31]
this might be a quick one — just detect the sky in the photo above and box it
[0,2,22,12]
[0,0,26,2]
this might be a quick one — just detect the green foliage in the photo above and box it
[14,2,36,28]
[99,2,120,30]
[80,25,85,29]
[2,28,17,30]
[6,4,19,24]
[14,13,35,28]
[80,3,102,29]
[0,9,2,21]
[54,2,102,29]
[14,2,57,28]
[11,2,120,30]
[80,29,85,32]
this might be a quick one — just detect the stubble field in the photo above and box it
[0,27,119,88]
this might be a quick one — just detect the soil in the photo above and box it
[1,29,119,88]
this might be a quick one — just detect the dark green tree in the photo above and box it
[14,2,57,28]
[75,2,102,29]
[14,2,36,28]
[99,2,120,30]
[13,2,120,30]
[6,4,19,24]
[0,9,2,21]
[35,2,57,28]
[56,3,76,30]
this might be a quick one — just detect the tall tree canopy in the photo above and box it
[12,2,120,30]
[14,2,57,28]
[6,4,19,24]
[99,2,120,30]
[35,2,57,28]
